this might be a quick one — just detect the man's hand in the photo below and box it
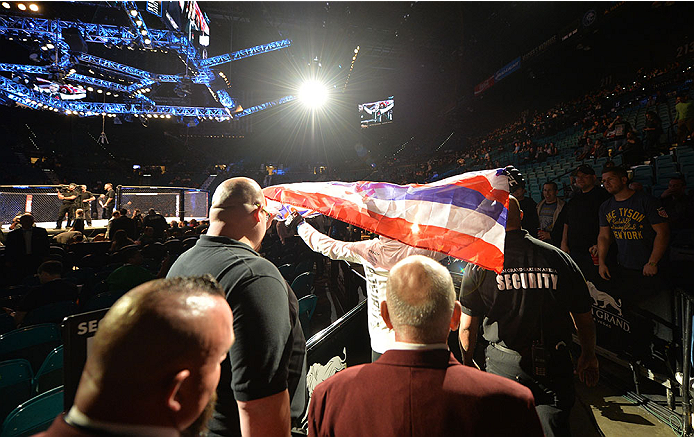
[643,262,658,276]
[599,263,611,280]
[285,212,305,234]
[538,230,551,241]
[575,352,599,387]
[588,245,598,257]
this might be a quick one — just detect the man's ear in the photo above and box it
[167,369,191,413]
[252,205,263,224]
[380,300,394,330]
[450,301,462,331]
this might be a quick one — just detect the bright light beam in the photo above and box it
[298,80,328,109]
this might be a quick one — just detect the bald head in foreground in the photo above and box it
[36,276,234,437]
[308,255,543,437]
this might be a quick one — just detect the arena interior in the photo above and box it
[1,2,694,436]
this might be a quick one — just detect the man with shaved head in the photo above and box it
[37,276,234,437]
[460,196,598,437]
[308,255,542,437]
[167,177,306,437]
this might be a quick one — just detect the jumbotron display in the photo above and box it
[358,97,394,128]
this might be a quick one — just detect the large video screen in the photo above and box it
[359,97,394,128]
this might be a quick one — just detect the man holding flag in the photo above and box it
[282,213,446,361]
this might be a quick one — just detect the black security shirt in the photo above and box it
[167,235,306,437]
[461,230,592,353]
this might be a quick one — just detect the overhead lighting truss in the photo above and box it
[0,74,293,119]
[0,4,294,120]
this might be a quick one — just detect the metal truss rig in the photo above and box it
[0,12,294,119]
[0,74,295,119]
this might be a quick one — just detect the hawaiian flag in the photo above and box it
[263,168,510,273]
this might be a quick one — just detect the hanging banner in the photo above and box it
[494,57,521,82]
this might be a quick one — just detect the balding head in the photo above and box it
[383,255,461,344]
[18,213,35,229]
[505,195,522,231]
[75,276,234,433]
[207,177,272,249]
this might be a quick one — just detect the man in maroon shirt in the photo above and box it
[308,255,542,437]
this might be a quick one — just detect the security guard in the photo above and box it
[56,183,78,229]
[459,193,598,437]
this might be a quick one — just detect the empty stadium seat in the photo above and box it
[0,360,33,424]
[32,346,62,396]
[0,325,61,374]
[291,272,315,299]
[278,264,295,282]
[298,294,318,339]
[0,386,64,437]
[80,290,126,312]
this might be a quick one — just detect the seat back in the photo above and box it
[80,290,126,312]
[0,360,34,424]
[278,263,295,282]
[291,272,315,299]
[0,324,61,374]
[0,315,15,337]
[0,386,64,437]
[22,302,77,327]
[298,294,318,340]
[32,346,63,395]
[294,259,315,275]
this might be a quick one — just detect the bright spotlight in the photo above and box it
[298,80,328,109]
[29,3,38,11]
[2,2,10,9]
[17,3,26,10]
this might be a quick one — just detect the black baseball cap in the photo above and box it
[574,164,595,176]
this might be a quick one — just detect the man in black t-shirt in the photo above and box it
[598,166,669,299]
[101,183,115,219]
[460,197,598,437]
[56,183,78,229]
[560,165,610,283]
[167,177,306,437]
[79,185,95,226]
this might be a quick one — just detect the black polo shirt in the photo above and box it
[564,186,610,254]
[167,235,306,437]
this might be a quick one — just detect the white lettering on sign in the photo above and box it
[76,319,99,335]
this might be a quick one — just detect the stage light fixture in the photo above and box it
[135,19,142,26]
[130,9,137,16]
[29,3,37,11]
[140,29,147,36]
[17,3,26,10]
[87,87,93,92]
[298,80,329,109]
[2,2,10,9]
[143,38,151,45]
[46,43,54,49]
